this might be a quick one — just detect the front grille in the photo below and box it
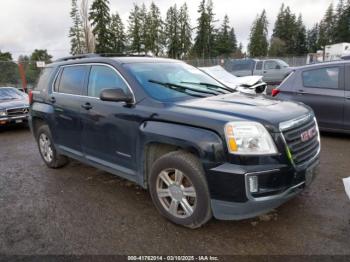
[6,107,29,117]
[281,115,320,167]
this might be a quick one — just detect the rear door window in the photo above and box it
[255,61,263,70]
[264,61,279,70]
[302,67,340,89]
[57,65,89,95]
[87,65,128,98]
[36,67,53,91]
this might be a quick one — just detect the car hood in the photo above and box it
[236,75,263,86]
[174,92,311,132]
[0,98,29,110]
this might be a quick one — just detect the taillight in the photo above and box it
[29,90,33,104]
[271,88,280,97]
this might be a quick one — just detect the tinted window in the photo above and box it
[58,66,88,95]
[264,61,279,70]
[36,67,53,91]
[256,61,263,70]
[302,67,339,89]
[231,60,254,71]
[88,65,128,98]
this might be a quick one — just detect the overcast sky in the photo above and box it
[0,0,337,60]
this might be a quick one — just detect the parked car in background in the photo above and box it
[0,87,29,126]
[226,58,293,84]
[272,60,350,133]
[30,54,320,228]
[199,65,267,94]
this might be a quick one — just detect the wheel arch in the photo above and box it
[138,121,225,188]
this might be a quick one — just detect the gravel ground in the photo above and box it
[0,126,349,255]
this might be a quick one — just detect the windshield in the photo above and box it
[277,60,289,68]
[124,62,228,101]
[0,88,25,101]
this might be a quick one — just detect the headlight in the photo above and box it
[224,121,278,155]
[0,110,7,117]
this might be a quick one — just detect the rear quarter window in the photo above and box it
[302,67,340,89]
[35,67,54,92]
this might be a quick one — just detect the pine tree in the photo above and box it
[272,4,302,55]
[139,3,148,52]
[192,0,216,58]
[248,10,269,57]
[318,4,336,48]
[165,5,180,58]
[146,2,164,55]
[334,0,350,42]
[215,15,237,56]
[178,3,192,58]
[295,15,308,55]
[69,0,85,55]
[110,12,126,54]
[89,0,112,54]
[307,24,320,53]
[128,4,142,53]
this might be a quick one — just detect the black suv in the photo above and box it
[29,55,320,228]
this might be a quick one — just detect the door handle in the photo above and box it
[263,71,267,73]
[50,96,56,103]
[297,89,306,95]
[346,97,350,100]
[81,103,93,110]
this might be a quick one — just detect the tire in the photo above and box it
[149,151,212,229]
[36,124,69,168]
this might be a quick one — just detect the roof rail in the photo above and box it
[54,52,154,63]
[54,53,99,62]
[98,53,154,57]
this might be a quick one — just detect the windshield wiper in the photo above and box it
[148,80,221,96]
[180,81,234,93]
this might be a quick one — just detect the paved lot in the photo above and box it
[0,126,349,255]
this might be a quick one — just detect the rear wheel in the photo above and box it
[149,151,212,228]
[36,125,68,168]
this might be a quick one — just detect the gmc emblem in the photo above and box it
[301,126,317,142]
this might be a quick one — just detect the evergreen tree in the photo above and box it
[248,10,269,57]
[318,3,336,48]
[215,15,237,56]
[139,3,148,52]
[110,12,126,54]
[178,3,192,58]
[128,4,142,53]
[295,15,308,55]
[146,2,164,55]
[69,0,85,55]
[272,5,299,55]
[334,0,350,42]
[192,0,216,58]
[165,5,180,58]
[307,24,320,53]
[89,0,112,54]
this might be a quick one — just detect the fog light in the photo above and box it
[248,176,258,193]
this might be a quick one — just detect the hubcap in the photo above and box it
[156,168,197,218]
[39,133,53,163]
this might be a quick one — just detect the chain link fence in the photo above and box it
[185,56,307,68]
[0,61,40,91]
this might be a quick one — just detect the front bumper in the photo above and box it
[0,115,29,125]
[208,158,319,220]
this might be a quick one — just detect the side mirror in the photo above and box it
[100,88,133,104]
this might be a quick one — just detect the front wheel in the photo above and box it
[149,151,212,228]
[36,125,69,168]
